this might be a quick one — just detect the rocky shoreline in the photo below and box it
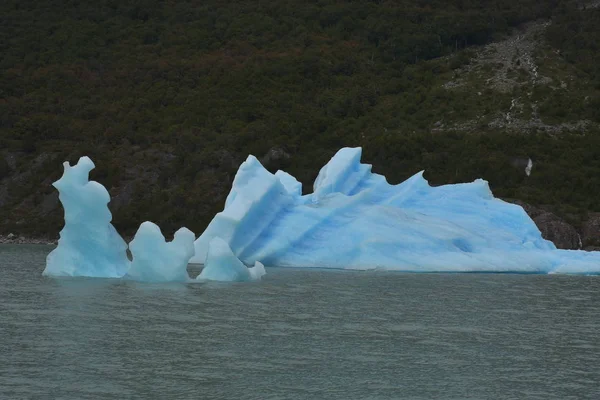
[0,234,57,245]
[504,200,600,251]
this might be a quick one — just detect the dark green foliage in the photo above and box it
[0,0,598,237]
[544,4,600,122]
[363,131,600,212]
[0,158,10,180]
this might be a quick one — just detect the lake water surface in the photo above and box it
[1,244,599,399]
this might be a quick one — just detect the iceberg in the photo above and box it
[44,148,600,280]
[126,222,195,282]
[44,157,130,278]
[197,237,266,282]
[43,156,260,282]
[192,147,600,274]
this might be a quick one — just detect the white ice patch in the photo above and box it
[197,237,266,282]
[525,158,533,176]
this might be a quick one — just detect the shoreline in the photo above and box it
[0,235,57,245]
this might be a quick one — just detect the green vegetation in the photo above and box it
[543,2,600,122]
[0,0,599,237]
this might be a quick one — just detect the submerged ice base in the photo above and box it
[198,238,266,282]
[193,147,600,274]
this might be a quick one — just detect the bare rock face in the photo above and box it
[40,192,59,215]
[532,213,581,250]
[581,212,600,249]
[260,147,291,169]
[505,199,581,250]
[110,181,135,211]
[509,199,544,219]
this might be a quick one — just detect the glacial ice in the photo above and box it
[249,261,267,281]
[43,158,255,282]
[275,170,302,197]
[126,222,195,282]
[44,147,600,280]
[44,157,130,278]
[197,237,266,282]
[192,147,600,274]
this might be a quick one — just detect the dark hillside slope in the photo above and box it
[1,0,599,244]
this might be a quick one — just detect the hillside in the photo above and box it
[1,0,599,246]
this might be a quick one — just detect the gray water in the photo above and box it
[1,245,599,400]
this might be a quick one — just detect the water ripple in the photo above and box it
[1,245,599,399]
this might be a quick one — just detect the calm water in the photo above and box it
[1,245,600,399]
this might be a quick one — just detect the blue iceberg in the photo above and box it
[44,148,600,280]
[192,147,600,274]
[43,157,256,282]
[126,222,195,282]
[44,157,130,278]
[197,237,266,282]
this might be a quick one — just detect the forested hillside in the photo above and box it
[1,0,599,242]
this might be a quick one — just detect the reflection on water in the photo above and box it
[1,245,599,399]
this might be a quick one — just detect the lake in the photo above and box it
[1,244,599,399]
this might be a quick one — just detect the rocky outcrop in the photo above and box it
[533,213,581,250]
[260,147,291,169]
[0,234,56,245]
[506,199,581,250]
[440,20,599,134]
[581,213,600,249]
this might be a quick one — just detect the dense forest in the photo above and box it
[0,0,599,239]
